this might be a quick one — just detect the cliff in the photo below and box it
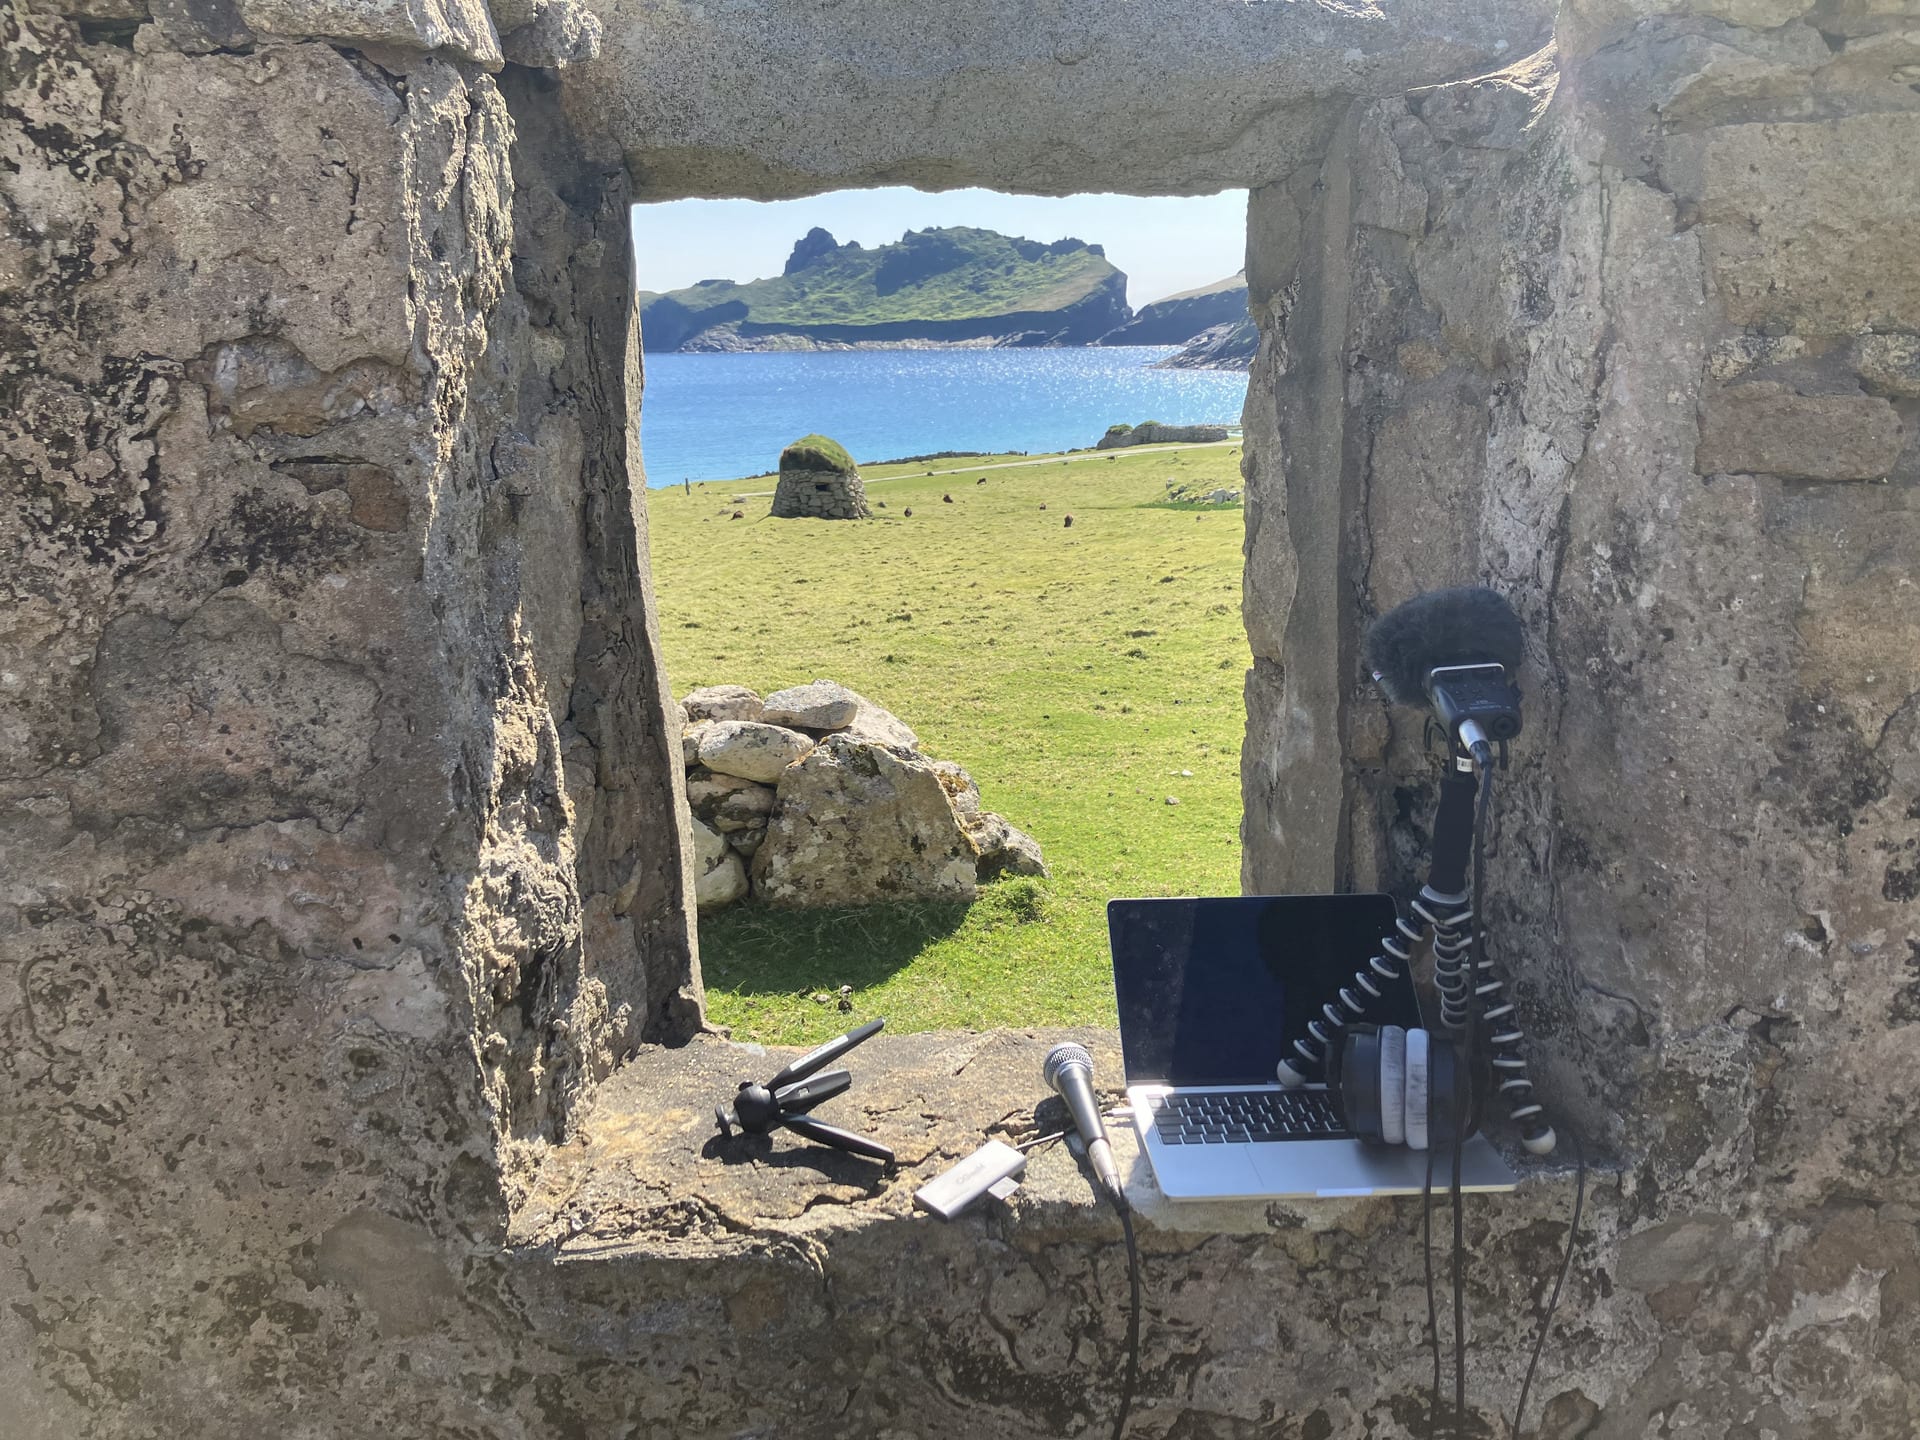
[1156,315,1259,371]
[1099,272,1247,346]
[638,226,1131,351]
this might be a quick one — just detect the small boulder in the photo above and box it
[928,759,982,816]
[762,679,860,731]
[681,718,714,768]
[727,828,766,858]
[689,813,730,870]
[839,690,919,751]
[696,851,749,909]
[682,684,764,724]
[966,811,1050,880]
[687,771,776,833]
[688,814,748,910]
[698,721,814,783]
[752,736,978,906]
[686,766,762,806]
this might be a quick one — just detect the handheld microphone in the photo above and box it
[1365,587,1524,763]
[1043,1042,1127,1212]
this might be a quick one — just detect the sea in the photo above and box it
[637,347,1249,486]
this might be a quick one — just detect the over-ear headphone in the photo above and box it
[1329,1024,1482,1150]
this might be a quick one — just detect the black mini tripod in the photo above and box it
[714,1017,895,1163]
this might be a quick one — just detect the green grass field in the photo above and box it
[647,442,1250,1044]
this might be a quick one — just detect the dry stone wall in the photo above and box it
[677,681,1047,909]
[770,459,872,519]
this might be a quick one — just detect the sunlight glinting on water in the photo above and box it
[638,348,1249,486]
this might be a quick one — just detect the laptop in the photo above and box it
[1108,894,1519,1201]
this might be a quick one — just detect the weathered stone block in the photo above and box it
[681,683,765,724]
[761,678,860,729]
[1667,113,1920,333]
[1697,383,1905,479]
[697,719,814,782]
[1856,333,1920,398]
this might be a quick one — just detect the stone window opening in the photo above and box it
[629,183,1244,1036]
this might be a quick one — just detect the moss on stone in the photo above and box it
[781,433,857,473]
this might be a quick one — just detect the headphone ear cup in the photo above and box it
[1404,1029,1431,1152]
[1378,1026,1407,1147]
[1338,1027,1385,1145]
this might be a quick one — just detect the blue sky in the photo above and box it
[632,188,1248,310]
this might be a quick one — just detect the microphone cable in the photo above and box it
[1423,1145,1441,1440]
[1448,760,1494,1437]
[1511,1129,1587,1438]
[1113,1200,1141,1440]
[1031,1108,1141,1439]
[1462,761,1591,1440]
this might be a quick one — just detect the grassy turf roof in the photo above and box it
[781,434,857,472]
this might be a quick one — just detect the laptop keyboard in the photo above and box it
[1145,1089,1348,1144]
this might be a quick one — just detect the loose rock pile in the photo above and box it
[679,681,1047,910]
[1095,420,1231,449]
[1163,479,1242,505]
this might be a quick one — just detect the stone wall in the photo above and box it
[770,463,872,519]
[8,0,1920,1434]
[1241,1,1920,1430]
[1095,422,1232,450]
[2,5,699,1433]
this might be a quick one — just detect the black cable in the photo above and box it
[1512,1129,1587,1438]
[1451,760,1496,1437]
[1113,1200,1141,1440]
[1423,1145,1440,1440]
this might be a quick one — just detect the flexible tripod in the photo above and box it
[1276,736,1555,1154]
[714,1017,896,1163]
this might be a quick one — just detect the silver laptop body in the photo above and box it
[1108,895,1518,1201]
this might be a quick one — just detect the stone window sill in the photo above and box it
[508,1030,1577,1255]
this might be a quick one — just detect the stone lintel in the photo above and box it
[576,0,1558,199]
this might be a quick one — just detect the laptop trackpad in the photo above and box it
[1148,1141,1264,1200]
[1246,1137,1513,1198]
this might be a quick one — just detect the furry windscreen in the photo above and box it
[1365,587,1524,705]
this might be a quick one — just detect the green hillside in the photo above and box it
[647,440,1250,1044]
[640,226,1130,351]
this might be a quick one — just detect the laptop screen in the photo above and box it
[1107,895,1422,1086]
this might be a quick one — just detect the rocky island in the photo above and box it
[639,226,1255,362]
[639,225,1132,351]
